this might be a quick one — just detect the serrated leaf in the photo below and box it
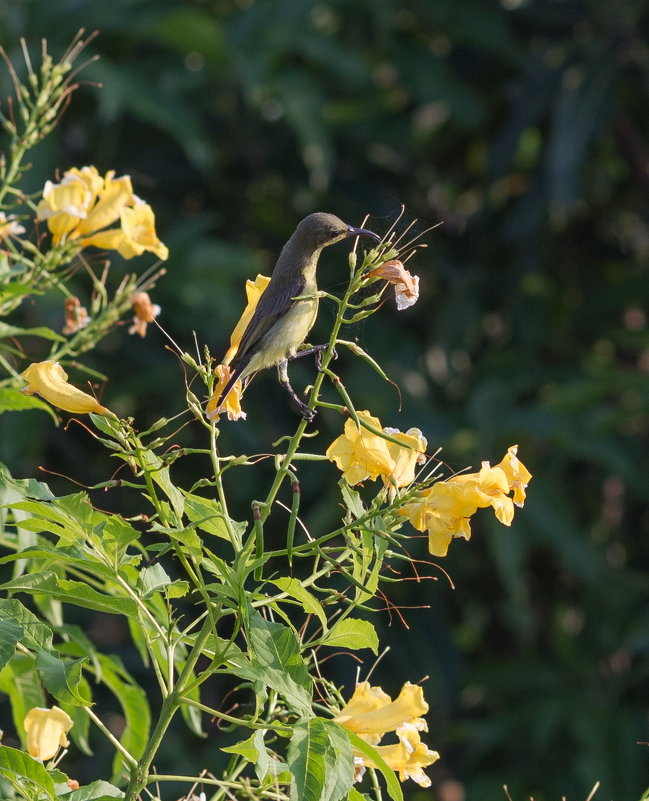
[0,619,22,671]
[165,579,189,599]
[320,618,378,654]
[0,573,140,620]
[269,578,327,629]
[0,600,53,651]
[246,609,312,716]
[287,718,354,801]
[344,731,403,801]
[137,563,171,598]
[0,745,56,800]
[35,650,90,706]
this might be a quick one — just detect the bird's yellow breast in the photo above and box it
[246,295,319,374]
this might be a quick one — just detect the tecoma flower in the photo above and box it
[83,199,169,261]
[367,259,419,310]
[71,170,134,238]
[223,274,272,365]
[206,364,246,421]
[128,291,161,337]
[334,682,438,787]
[21,360,111,416]
[401,446,532,556]
[37,172,94,244]
[24,706,73,761]
[326,412,395,486]
[327,413,426,488]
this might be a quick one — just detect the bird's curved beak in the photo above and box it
[346,225,381,243]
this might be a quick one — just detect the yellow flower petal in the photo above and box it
[206,364,246,421]
[223,274,272,365]
[368,723,440,787]
[335,681,428,738]
[117,201,168,260]
[496,444,532,506]
[36,175,93,244]
[72,171,134,237]
[326,411,396,485]
[21,360,111,416]
[24,706,73,761]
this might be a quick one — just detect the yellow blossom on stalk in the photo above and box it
[37,172,94,244]
[206,364,246,421]
[21,360,112,416]
[327,413,426,487]
[36,166,168,260]
[367,259,419,310]
[128,291,161,337]
[24,706,73,761]
[334,682,438,787]
[400,445,532,556]
[223,274,271,365]
[326,412,395,485]
[0,212,26,239]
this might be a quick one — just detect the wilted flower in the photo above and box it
[223,274,271,365]
[367,259,419,310]
[128,291,161,337]
[0,212,26,240]
[400,446,532,556]
[36,166,168,260]
[334,682,438,787]
[206,364,246,421]
[62,296,91,335]
[22,360,111,416]
[327,412,426,487]
[24,706,73,761]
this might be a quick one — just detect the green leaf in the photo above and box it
[0,322,65,342]
[0,745,56,800]
[137,563,171,598]
[344,732,403,801]
[221,731,259,762]
[269,577,327,629]
[0,655,46,740]
[61,780,124,800]
[0,388,58,420]
[95,654,150,781]
[165,579,189,599]
[0,618,22,671]
[0,573,140,620]
[183,493,233,540]
[35,650,90,706]
[246,608,312,716]
[0,600,53,651]
[320,618,379,654]
[287,718,354,801]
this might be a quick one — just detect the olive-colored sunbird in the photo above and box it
[217,212,380,419]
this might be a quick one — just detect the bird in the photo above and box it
[216,212,381,420]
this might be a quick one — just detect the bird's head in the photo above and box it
[294,212,381,252]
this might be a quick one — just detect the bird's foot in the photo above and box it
[297,400,317,421]
[315,346,337,372]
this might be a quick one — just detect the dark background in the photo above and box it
[1,0,648,798]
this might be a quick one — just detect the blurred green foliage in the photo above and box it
[1,0,648,798]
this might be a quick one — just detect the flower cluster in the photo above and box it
[401,445,532,556]
[36,166,168,260]
[326,410,427,488]
[334,682,439,787]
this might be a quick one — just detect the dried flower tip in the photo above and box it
[0,212,26,240]
[62,296,91,335]
[369,259,419,310]
[128,291,161,337]
[206,364,246,421]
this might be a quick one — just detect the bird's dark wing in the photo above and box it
[231,272,306,368]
